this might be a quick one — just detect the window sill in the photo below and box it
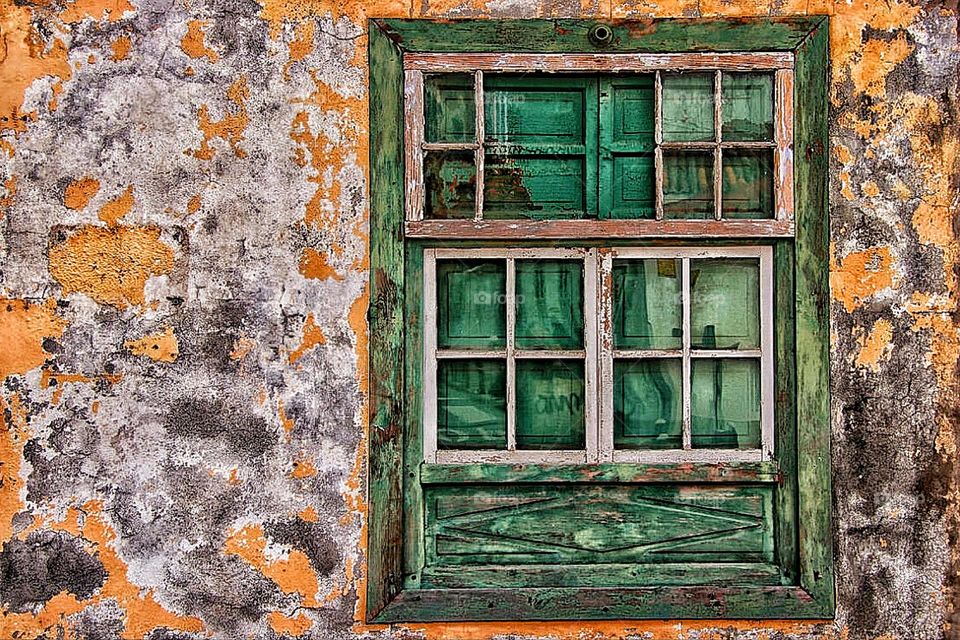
[372,585,833,622]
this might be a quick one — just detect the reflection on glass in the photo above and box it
[662,151,714,218]
[691,358,761,449]
[437,260,506,349]
[613,259,682,349]
[690,259,760,349]
[516,359,585,449]
[614,359,683,449]
[425,73,475,143]
[722,73,774,141]
[437,360,506,449]
[662,73,715,142]
[723,150,774,219]
[515,259,583,349]
[424,151,475,219]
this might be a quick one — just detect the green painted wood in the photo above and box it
[722,149,774,219]
[613,258,682,349]
[366,23,405,620]
[421,561,783,589]
[402,243,426,589]
[690,258,760,349]
[773,239,800,585]
[614,358,683,449]
[600,75,656,219]
[420,461,781,484]
[375,17,825,54]
[437,359,507,449]
[515,359,586,449]
[483,76,598,218]
[792,19,835,617]
[375,585,829,622]
[424,484,773,567]
[515,259,584,349]
[436,259,506,348]
[722,72,774,141]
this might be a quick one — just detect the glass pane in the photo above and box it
[662,151,714,219]
[691,358,761,449]
[424,151,475,219]
[483,156,586,218]
[437,259,506,349]
[614,359,683,449]
[613,259,682,350]
[516,359,585,450]
[437,360,507,449]
[662,73,715,142]
[425,73,475,143]
[722,72,774,142]
[515,259,583,350]
[723,150,774,219]
[690,259,760,349]
[484,76,586,145]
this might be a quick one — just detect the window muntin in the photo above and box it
[405,54,794,231]
[423,246,773,465]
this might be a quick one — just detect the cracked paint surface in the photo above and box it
[0,0,957,639]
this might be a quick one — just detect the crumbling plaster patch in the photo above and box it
[0,1,957,640]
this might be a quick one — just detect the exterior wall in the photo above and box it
[0,1,956,639]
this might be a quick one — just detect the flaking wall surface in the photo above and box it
[0,1,957,639]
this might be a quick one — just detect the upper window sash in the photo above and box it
[402,52,795,239]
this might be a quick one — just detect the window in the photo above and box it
[368,17,833,622]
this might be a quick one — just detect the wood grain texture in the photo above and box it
[420,461,781,484]
[376,585,823,622]
[424,484,773,566]
[421,562,783,589]
[376,18,824,54]
[406,218,795,239]
[366,21,405,620]
[404,52,794,71]
[792,18,835,617]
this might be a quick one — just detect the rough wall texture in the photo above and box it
[0,0,957,639]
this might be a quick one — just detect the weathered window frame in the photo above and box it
[368,17,832,622]
[423,246,774,465]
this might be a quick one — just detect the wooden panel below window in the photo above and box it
[424,483,774,569]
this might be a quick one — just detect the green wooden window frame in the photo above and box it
[368,17,832,622]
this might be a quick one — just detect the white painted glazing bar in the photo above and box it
[403,52,796,72]
[681,257,692,450]
[403,70,425,222]
[474,70,485,222]
[760,246,775,460]
[597,250,615,463]
[422,249,438,463]
[584,250,599,464]
[505,256,516,451]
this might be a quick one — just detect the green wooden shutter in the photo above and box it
[600,75,656,218]
[483,76,598,218]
